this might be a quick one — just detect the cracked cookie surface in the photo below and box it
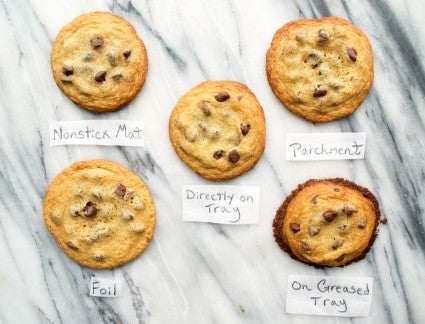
[168,81,266,181]
[266,17,373,122]
[44,160,155,269]
[51,12,148,112]
[273,178,380,267]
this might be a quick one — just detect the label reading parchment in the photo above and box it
[182,185,259,224]
[286,275,373,317]
[90,277,122,298]
[50,120,144,146]
[286,133,366,160]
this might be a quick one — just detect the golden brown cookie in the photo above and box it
[273,178,380,267]
[169,81,266,181]
[43,160,155,269]
[266,17,374,122]
[51,12,148,113]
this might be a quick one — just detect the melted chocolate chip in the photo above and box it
[115,184,126,197]
[228,150,240,163]
[112,73,123,82]
[322,210,338,222]
[91,37,104,48]
[300,242,311,252]
[347,48,357,62]
[342,205,358,216]
[335,254,346,262]
[240,124,250,136]
[67,241,78,250]
[309,225,321,236]
[215,92,230,102]
[62,66,74,76]
[332,239,343,250]
[290,223,300,233]
[123,50,132,60]
[107,53,117,65]
[357,219,367,229]
[318,29,329,42]
[83,202,97,217]
[313,87,327,97]
[213,150,224,159]
[94,70,107,82]
[201,102,211,116]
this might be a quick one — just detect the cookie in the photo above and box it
[43,160,155,269]
[273,178,380,267]
[169,81,266,181]
[51,12,148,113]
[266,17,373,122]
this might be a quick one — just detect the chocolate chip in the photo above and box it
[91,37,104,48]
[107,53,117,65]
[347,48,357,62]
[240,124,250,136]
[300,242,311,252]
[67,241,78,250]
[342,205,358,216]
[313,87,327,97]
[94,70,107,82]
[215,92,230,102]
[112,73,123,82]
[318,29,329,42]
[83,202,97,217]
[115,184,126,197]
[322,210,338,222]
[290,223,300,233]
[357,219,367,229]
[201,102,211,116]
[213,150,224,159]
[332,239,343,250]
[123,50,132,60]
[335,254,346,262]
[309,225,321,236]
[83,53,94,62]
[228,150,240,163]
[62,66,74,76]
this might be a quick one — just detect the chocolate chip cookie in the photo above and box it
[273,178,380,267]
[169,81,266,181]
[266,17,374,122]
[51,12,148,112]
[43,160,155,269]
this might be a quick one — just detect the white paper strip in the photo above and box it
[286,133,366,160]
[89,277,122,298]
[286,275,373,317]
[182,185,259,224]
[49,120,144,146]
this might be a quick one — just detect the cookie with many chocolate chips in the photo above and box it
[43,160,155,269]
[51,12,148,112]
[266,17,373,122]
[168,81,266,181]
[273,178,380,267]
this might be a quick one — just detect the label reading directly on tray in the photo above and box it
[286,275,373,317]
[182,185,259,224]
[286,133,366,160]
[89,277,122,298]
[49,120,144,146]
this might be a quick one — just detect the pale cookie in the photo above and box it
[169,81,266,181]
[266,17,374,122]
[51,12,148,112]
[43,160,156,269]
[273,178,380,267]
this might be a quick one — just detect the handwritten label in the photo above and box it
[49,120,144,146]
[182,185,259,224]
[89,277,122,298]
[286,133,366,160]
[286,275,373,317]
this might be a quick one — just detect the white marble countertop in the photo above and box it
[1,0,424,323]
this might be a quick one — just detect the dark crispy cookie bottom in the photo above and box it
[272,178,381,268]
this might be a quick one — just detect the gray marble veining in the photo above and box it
[0,0,424,323]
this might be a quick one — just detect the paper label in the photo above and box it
[286,275,373,317]
[49,120,144,146]
[89,277,122,298]
[286,133,366,160]
[182,185,259,224]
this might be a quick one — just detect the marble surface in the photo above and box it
[0,0,424,323]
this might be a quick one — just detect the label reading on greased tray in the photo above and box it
[90,277,122,298]
[286,275,373,317]
[182,185,259,224]
[49,120,144,146]
[286,133,366,160]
